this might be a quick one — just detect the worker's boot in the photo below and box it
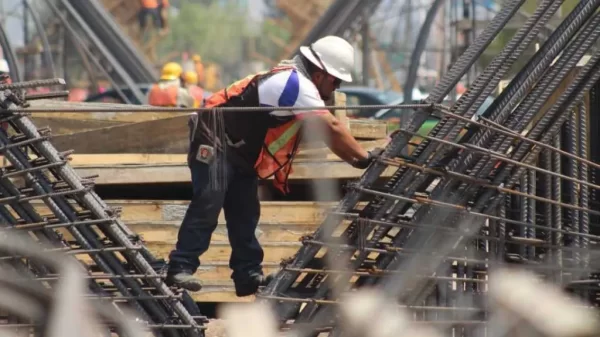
[165,271,203,292]
[234,272,274,297]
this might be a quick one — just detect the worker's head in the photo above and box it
[300,35,354,101]
[192,54,202,63]
[160,62,183,81]
[183,71,198,86]
[0,59,9,75]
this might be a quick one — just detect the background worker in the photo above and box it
[138,0,161,36]
[166,35,383,297]
[158,0,170,35]
[0,59,11,84]
[183,71,204,107]
[147,62,195,108]
[192,55,205,87]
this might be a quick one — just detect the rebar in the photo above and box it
[258,2,600,336]
[0,79,205,336]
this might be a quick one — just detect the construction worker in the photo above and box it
[192,55,205,87]
[166,36,383,296]
[183,71,204,107]
[147,62,195,108]
[138,0,161,33]
[158,0,169,35]
[0,59,11,84]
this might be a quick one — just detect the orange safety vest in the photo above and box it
[188,85,204,106]
[140,0,159,9]
[204,66,327,194]
[148,84,179,107]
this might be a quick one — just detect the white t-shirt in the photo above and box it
[257,68,326,118]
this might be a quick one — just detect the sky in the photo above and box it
[1,0,26,51]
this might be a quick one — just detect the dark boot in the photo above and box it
[234,273,274,297]
[165,270,203,292]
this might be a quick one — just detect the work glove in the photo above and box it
[352,147,384,169]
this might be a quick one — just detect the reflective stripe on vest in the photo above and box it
[267,121,300,154]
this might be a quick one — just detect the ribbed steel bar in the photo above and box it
[0,124,167,336]
[0,79,205,336]
[8,112,203,336]
[568,111,581,267]
[375,2,600,281]
[579,102,590,269]
[526,169,536,260]
[369,0,564,246]
[380,46,600,307]
[440,55,600,287]
[456,0,600,169]
[460,11,600,201]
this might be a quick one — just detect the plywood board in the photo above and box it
[49,115,388,154]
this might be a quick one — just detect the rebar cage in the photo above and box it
[0,79,205,337]
[259,1,600,336]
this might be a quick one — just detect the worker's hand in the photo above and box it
[352,147,384,169]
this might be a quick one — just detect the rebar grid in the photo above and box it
[257,2,600,336]
[0,81,205,337]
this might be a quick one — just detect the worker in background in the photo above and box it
[183,71,204,107]
[192,55,205,87]
[166,36,383,296]
[0,59,11,84]
[138,0,161,36]
[158,0,170,36]
[0,59,9,132]
[147,62,195,108]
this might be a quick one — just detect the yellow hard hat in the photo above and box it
[160,62,183,81]
[192,54,202,63]
[183,71,198,85]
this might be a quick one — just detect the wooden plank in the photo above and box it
[31,116,126,135]
[129,222,316,243]
[51,115,191,154]
[28,100,185,123]
[112,200,331,223]
[193,290,254,302]
[72,161,396,184]
[30,200,363,223]
[50,115,387,154]
[64,139,386,166]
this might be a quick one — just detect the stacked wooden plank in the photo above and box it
[26,99,390,303]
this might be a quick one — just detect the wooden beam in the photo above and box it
[31,200,336,223]
[28,100,185,123]
[63,139,386,166]
[71,160,395,184]
[50,115,387,154]
[31,117,125,135]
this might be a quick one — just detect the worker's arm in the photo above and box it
[302,112,369,164]
[258,70,379,167]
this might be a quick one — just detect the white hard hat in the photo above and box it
[300,35,354,83]
[0,59,9,73]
